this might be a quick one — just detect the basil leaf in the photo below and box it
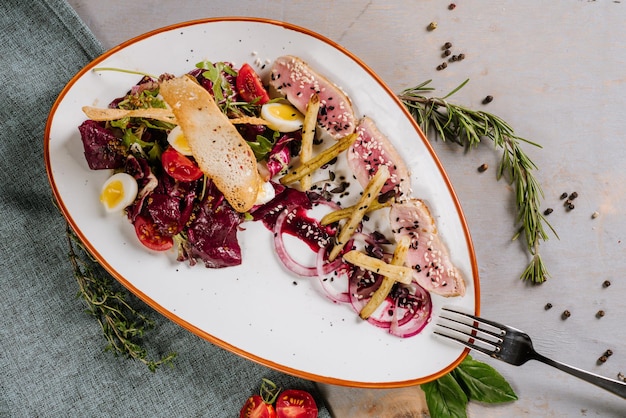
[422,373,468,418]
[452,355,518,403]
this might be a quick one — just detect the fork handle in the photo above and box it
[533,352,626,398]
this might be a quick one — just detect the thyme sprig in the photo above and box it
[66,225,176,371]
[399,80,556,284]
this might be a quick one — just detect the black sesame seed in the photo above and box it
[562,310,571,319]
[544,208,553,216]
[596,310,606,318]
[448,3,456,10]
[569,191,579,200]
[443,49,452,57]
[482,95,494,104]
[545,303,553,310]
[598,355,608,364]
[560,192,568,200]
[478,163,488,172]
[603,280,611,288]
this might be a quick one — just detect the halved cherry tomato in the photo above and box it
[275,390,318,418]
[133,214,174,251]
[239,395,277,418]
[161,147,203,182]
[236,63,270,104]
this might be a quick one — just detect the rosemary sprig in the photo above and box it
[399,80,556,284]
[66,224,176,371]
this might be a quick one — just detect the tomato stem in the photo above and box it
[260,378,281,404]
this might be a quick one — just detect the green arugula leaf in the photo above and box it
[118,88,167,110]
[452,355,518,403]
[422,373,469,418]
[247,134,274,160]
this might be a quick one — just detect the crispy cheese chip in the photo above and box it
[359,236,411,319]
[159,76,261,213]
[328,165,390,261]
[228,116,268,125]
[82,106,177,124]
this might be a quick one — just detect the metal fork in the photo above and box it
[435,307,626,398]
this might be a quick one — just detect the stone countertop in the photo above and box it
[66,1,626,416]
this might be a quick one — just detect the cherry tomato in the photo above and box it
[275,390,318,418]
[239,395,276,418]
[161,147,203,182]
[236,63,270,104]
[133,214,174,251]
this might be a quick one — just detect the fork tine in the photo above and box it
[438,312,504,341]
[435,319,503,350]
[434,306,509,357]
[440,306,508,333]
[433,328,499,358]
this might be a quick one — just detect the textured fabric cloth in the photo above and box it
[0,1,330,416]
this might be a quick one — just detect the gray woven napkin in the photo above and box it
[0,0,330,416]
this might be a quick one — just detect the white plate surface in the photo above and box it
[45,18,479,387]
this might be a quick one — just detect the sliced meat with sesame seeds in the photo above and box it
[347,116,411,197]
[389,198,465,297]
[269,55,356,139]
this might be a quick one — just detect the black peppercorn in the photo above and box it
[448,3,456,10]
[482,95,494,104]
[450,55,458,62]
[569,191,578,200]
[458,53,466,60]
[603,280,611,288]
[560,192,568,200]
[443,41,452,49]
[443,49,452,57]
[545,303,553,310]
[596,310,606,318]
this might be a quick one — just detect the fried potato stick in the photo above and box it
[320,198,393,226]
[299,94,320,191]
[358,236,411,319]
[279,132,357,185]
[328,165,390,261]
[82,106,177,124]
[343,247,413,286]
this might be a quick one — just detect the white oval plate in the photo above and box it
[45,18,479,387]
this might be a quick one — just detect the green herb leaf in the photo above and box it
[67,225,176,371]
[422,373,469,418]
[247,134,275,160]
[452,355,518,403]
